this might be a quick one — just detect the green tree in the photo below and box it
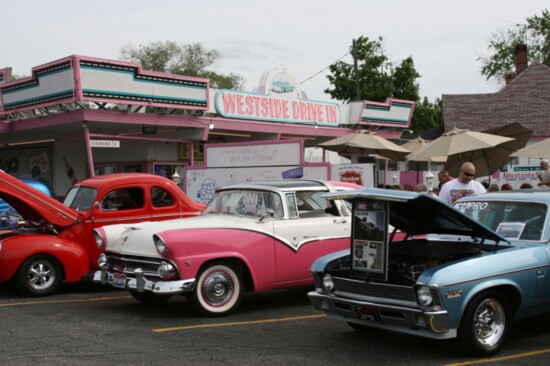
[325,36,392,103]
[391,57,420,102]
[119,41,244,90]
[325,36,440,133]
[480,9,550,82]
[411,97,442,132]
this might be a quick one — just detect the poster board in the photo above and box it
[205,140,302,168]
[184,164,330,204]
[330,163,374,187]
[351,199,389,281]
[184,139,331,204]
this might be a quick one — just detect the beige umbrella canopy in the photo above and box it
[510,138,550,159]
[407,127,515,178]
[318,130,410,161]
[402,136,445,184]
[401,136,430,151]
[445,123,532,177]
[403,137,446,163]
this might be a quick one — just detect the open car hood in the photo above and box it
[324,188,506,243]
[0,170,80,227]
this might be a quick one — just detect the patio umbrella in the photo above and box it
[444,123,532,177]
[510,137,550,159]
[407,127,515,178]
[402,137,445,184]
[318,130,410,161]
[403,137,446,162]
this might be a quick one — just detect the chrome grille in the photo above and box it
[105,253,162,277]
[332,277,416,302]
[430,288,443,307]
[315,275,444,308]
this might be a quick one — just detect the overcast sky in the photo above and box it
[2,1,547,102]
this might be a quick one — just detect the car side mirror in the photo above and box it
[258,208,274,222]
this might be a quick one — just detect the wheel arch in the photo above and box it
[196,257,255,293]
[6,235,91,283]
[458,283,522,326]
[18,253,66,279]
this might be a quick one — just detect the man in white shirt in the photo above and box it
[537,159,550,187]
[438,162,486,205]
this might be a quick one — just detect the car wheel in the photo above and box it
[190,262,243,316]
[130,291,172,304]
[16,255,63,296]
[458,290,511,356]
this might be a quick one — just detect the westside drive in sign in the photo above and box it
[218,91,340,124]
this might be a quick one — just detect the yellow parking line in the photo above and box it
[0,295,132,307]
[444,348,550,366]
[153,314,326,333]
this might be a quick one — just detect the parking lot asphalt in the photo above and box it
[1,282,550,366]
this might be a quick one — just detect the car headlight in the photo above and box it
[416,286,433,306]
[158,261,176,279]
[153,234,168,254]
[322,274,335,292]
[93,229,105,249]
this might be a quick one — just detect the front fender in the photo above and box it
[443,278,522,328]
[159,228,277,292]
[0,234,90,282]
[176,251,259,289]
[310,249,350,272]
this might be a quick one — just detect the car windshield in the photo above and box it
[454,200,547,241]
[63,186,98,211]
[203,189,284,218]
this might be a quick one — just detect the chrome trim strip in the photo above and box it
[443,264,550,287]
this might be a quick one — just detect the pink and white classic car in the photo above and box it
[93,179,362,316]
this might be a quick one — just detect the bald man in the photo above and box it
[438,162,486,205]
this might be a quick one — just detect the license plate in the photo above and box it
[113,273,127,288]
[356,307,376,321]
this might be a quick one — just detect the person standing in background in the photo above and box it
[437,170,453,190]
[537,159,550,187]
[438,162,486,205]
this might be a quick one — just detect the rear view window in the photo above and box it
[101,188,144,211]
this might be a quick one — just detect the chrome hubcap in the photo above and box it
[28,263,55,290]
[473,298,505,346]
[202,271,234,306]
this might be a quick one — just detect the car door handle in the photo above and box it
[303,235,318,239]
[333,219,347,224]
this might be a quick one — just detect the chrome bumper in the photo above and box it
[308,291,455,340]
[93,269,195,295]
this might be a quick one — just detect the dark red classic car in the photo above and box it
[0,171,204,296]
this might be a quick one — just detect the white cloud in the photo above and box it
[2,0,547,102]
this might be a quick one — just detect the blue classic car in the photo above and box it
[0,178,52,229]
[308,188,550,356]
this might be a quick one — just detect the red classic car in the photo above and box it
[0,171,204,296]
